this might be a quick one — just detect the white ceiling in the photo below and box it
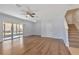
[0,4,79,22]
[0,4,38,22]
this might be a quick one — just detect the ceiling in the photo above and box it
[0,4,79,22]
[0,4,38,22]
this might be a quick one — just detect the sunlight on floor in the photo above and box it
[1,36,24,54]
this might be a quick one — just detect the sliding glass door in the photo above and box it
[3,22,23,41]
[13,24,23,39]
[3,22,12,40]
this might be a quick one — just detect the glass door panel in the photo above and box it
[20,24,23,35]
[3,22,12,40]
[13,24,17,39]
[17,24,20,35]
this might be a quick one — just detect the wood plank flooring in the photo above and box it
[0,36,70,55]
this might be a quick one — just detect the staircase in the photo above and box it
[68,24,79,48]
[68,24,79,54]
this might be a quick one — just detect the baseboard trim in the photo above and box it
[23,35,41,38]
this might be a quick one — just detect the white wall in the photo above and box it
[23,21,34,36]
[66,13,73,24]
[33,20,41,35]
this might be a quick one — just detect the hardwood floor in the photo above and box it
[68,24,79,54]
[0,36,70,55]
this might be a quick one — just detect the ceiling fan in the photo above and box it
[16,4,37,18]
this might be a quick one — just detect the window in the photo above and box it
[3,22,23,41]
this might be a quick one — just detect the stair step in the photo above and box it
[68,32,79,34]
[69,35,79,37]
[69,39,79,41]
[69,37,79,39]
